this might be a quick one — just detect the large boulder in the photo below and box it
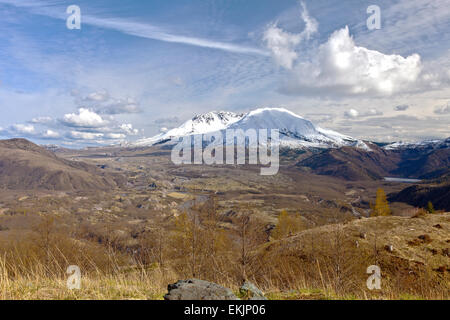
[239,281,267,300]
[164,279,239,300]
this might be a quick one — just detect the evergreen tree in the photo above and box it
[427,201,435,214]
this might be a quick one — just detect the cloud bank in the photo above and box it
[281,26,422,96]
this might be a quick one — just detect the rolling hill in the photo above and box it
[0,138,124,191]
[389,183,450,211]
[297,140,450,181]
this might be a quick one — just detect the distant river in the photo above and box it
[384,177,422,183]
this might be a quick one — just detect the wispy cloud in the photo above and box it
[0,0,269,56]
[85,16,269,56]
[263,1,318,69]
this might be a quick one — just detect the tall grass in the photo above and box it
[0,251,179,300]
[0,243,447,300]
[0,212,448,300]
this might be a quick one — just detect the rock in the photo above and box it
[359,232,367,239]
[249,296,268,300]
[164,279,239,300]
[384,244,394,252]
[351,208,361,217]
[239,281,267,300]
[418,234,432,243]
[436,266,447,273]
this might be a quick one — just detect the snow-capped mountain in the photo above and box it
[134,111,244,146]
[384,137,450,151]
[226,108,369,149]
[134,107,370,150]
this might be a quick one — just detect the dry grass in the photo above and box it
[0,247,447,300]
[0,210,448,300]
[0,263,171,300]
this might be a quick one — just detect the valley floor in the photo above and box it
[0,144,448,300]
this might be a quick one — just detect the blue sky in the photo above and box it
[0,0,449,146]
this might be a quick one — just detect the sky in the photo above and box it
[0,0,449,147]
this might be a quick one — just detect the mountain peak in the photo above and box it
[192,111,245,124]
[247,107,306,120]
[134,107,369,150]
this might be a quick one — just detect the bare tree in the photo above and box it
[233,207,266,284]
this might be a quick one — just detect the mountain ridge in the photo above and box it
[135,107,370,150]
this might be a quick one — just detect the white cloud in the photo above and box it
[61,108,109,128]
[31,116,53,124]
[105,133,126,139]
[67,130,129,142]
[119,123,139,135]
[67,131,104,140]
[344,108,383,119]
[281,26,423,96]
[11,124,35,134]
[344,109,359,119]
[1,124,61,140]
[0,124,62,140]
[2,104,143,144]
[299,1,318,40]
[264,2,318,69]
[264,26,302,70]
[365,108,383,116]
[75,90,142,115]
[42,129,60,138]
[85,90,109,102]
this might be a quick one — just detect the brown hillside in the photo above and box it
[263,213,450,280]
[0,139,124,191]
[258,213,449,298]
[296,145,398,180]
[297,143,450,181]
[389,183,450,211]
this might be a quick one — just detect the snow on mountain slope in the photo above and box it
[134,107,370,150]
[226,108,369,149]
[384,137,450,150]
[134,111,244,146]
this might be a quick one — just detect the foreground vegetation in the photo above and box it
[0,198,448,300]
